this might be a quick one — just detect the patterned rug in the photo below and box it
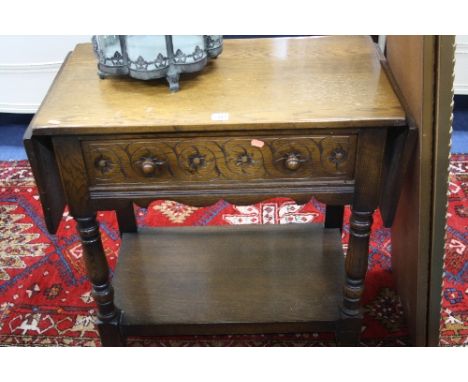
[0,156,466,346]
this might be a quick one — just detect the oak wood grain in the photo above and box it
[113,225,344,335]
[82,134,357,185]
[23,131,66,234]
[30,36,405,136]
[386,36,435,346]
[24,36,412,346]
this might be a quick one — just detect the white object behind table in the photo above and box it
[455,35,468,95]
[0,36,91,113]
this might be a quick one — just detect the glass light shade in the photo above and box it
[92,35,223,92]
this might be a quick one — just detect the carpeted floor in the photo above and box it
[453,95,468,153]
[0,114,32,161]
[0,156,466,346]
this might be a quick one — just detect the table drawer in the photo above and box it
[82,135,357,186]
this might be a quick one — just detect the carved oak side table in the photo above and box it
[24,36,410,346]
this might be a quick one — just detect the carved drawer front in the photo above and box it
[82,135,357,186]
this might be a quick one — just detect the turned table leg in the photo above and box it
[336,128,387,346]
[76,215,124,346]
[337,209,373,346]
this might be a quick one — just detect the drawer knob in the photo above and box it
[329,148,347,166]
[191,156,202,166]
[97,159,107,168]
[94,155,114,174]
[141,160,156,175]
[334,151,345,160]
[284,153,303,171]
[139,157,165,176]
[189,154,206,170]
[236,153,253,166]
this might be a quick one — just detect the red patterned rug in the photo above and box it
[0,156,466,346]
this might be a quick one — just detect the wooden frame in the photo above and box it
[386,36,455,346]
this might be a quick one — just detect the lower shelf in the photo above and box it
[113,224,345,336]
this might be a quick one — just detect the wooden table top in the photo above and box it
[30,36,406,135]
